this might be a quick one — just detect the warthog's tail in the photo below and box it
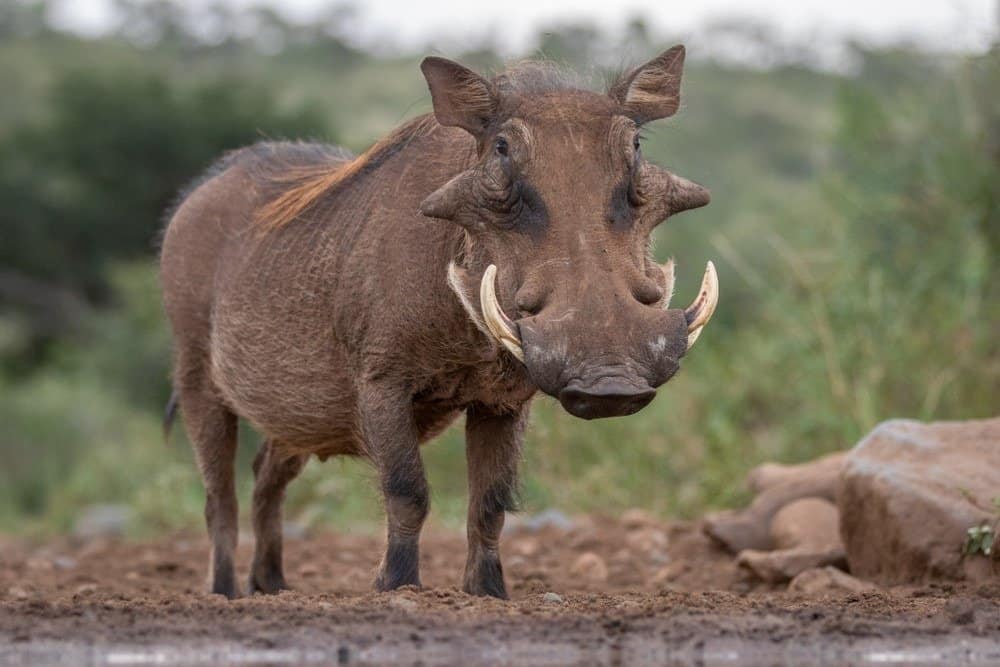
[163,389,179,443]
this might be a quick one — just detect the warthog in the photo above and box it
[160,45,718,599]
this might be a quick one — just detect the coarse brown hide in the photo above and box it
[159,46,715,601]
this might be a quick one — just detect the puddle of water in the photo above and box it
[5,637,1000,667]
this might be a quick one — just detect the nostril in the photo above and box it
[515,287,546,317]
[632,279,663,306]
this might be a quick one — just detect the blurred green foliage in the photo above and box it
[0,1,997,534]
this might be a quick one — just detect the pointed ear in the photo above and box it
[609,45,686,124]
[637,163,710,226]
[420,57,498,137]
[419,171,476,225]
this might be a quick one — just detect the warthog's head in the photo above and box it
[420,47,718,419]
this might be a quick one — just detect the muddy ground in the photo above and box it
[2,515,999,665]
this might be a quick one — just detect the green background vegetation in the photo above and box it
[1,0,997,535]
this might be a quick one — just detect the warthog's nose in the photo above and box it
[558,377,656,420]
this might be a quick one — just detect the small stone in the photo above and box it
[570,552,608,583]
[53,556,77,570]
[788,566,876,595]
[738,546,846,583]
[511,537,540,557]
[621,508,655,530]
[8,586,30,600]
[389,595,418,611]
[74,583,98,596]
[522,509,574,532]
[73,504,134,539]
[651,561,687,585]
[542,592,563,603]
[298,563,320,577]
[26,557,53,571]
[625,528,668,554]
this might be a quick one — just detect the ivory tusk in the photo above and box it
[683,261,719,349]
[480,265,525,362]
[660,258,676,310]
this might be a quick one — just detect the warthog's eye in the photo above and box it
[495,137,509,157]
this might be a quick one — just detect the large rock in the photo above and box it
[839,417,1000,584]
[704,458,841,553]
[736,497,847,583]
[770,498,841,551]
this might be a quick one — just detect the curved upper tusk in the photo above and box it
[683,261,719,349]
[480,264,525,362]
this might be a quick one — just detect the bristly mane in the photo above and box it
[254,61,600,231]
[255,114,438,230]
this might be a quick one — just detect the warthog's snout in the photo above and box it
[477,262,719,420]
[558,377,656,420]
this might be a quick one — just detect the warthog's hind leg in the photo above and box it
[176,366,240,599]
[248,441,307,595]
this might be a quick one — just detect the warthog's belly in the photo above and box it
[207,317,363,456]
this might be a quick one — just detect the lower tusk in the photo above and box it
[660,258,676,309]
[684,261,719,348]
[687,325,704,348]
[480,265,525,362]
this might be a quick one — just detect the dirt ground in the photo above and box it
[2,515,999,666]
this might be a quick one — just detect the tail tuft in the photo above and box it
[163,389,179,443]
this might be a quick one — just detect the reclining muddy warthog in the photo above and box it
[160,46,718,599]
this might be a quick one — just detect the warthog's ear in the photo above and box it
[420,170,475,224]
[637,163,710,226]
[609,45,685,124]
[421,57,498,137]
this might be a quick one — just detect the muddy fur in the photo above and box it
[160,47,709,599]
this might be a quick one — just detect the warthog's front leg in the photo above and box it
[359,381,430,591]
[462,402,528,598]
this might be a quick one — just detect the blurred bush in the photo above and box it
[0,64,331,369]
[0,3,996,532]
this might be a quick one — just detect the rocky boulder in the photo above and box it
[839,417,1000,584]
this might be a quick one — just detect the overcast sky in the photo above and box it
[52,0,997,55]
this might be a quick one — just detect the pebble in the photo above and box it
[621,508,656,530]
[298,563,320,577]
[542,592,563,604]
[787,566,876,595]
[511,537,540,557]
[651,561,687,586]
[625,528,668,554]
[74,583,98,596]
[53,556,77,570]
[521,509,574,532]
[73,504,134,538]
[8,586,30,600]
[389,595,418,611]
[570,552,609,583]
